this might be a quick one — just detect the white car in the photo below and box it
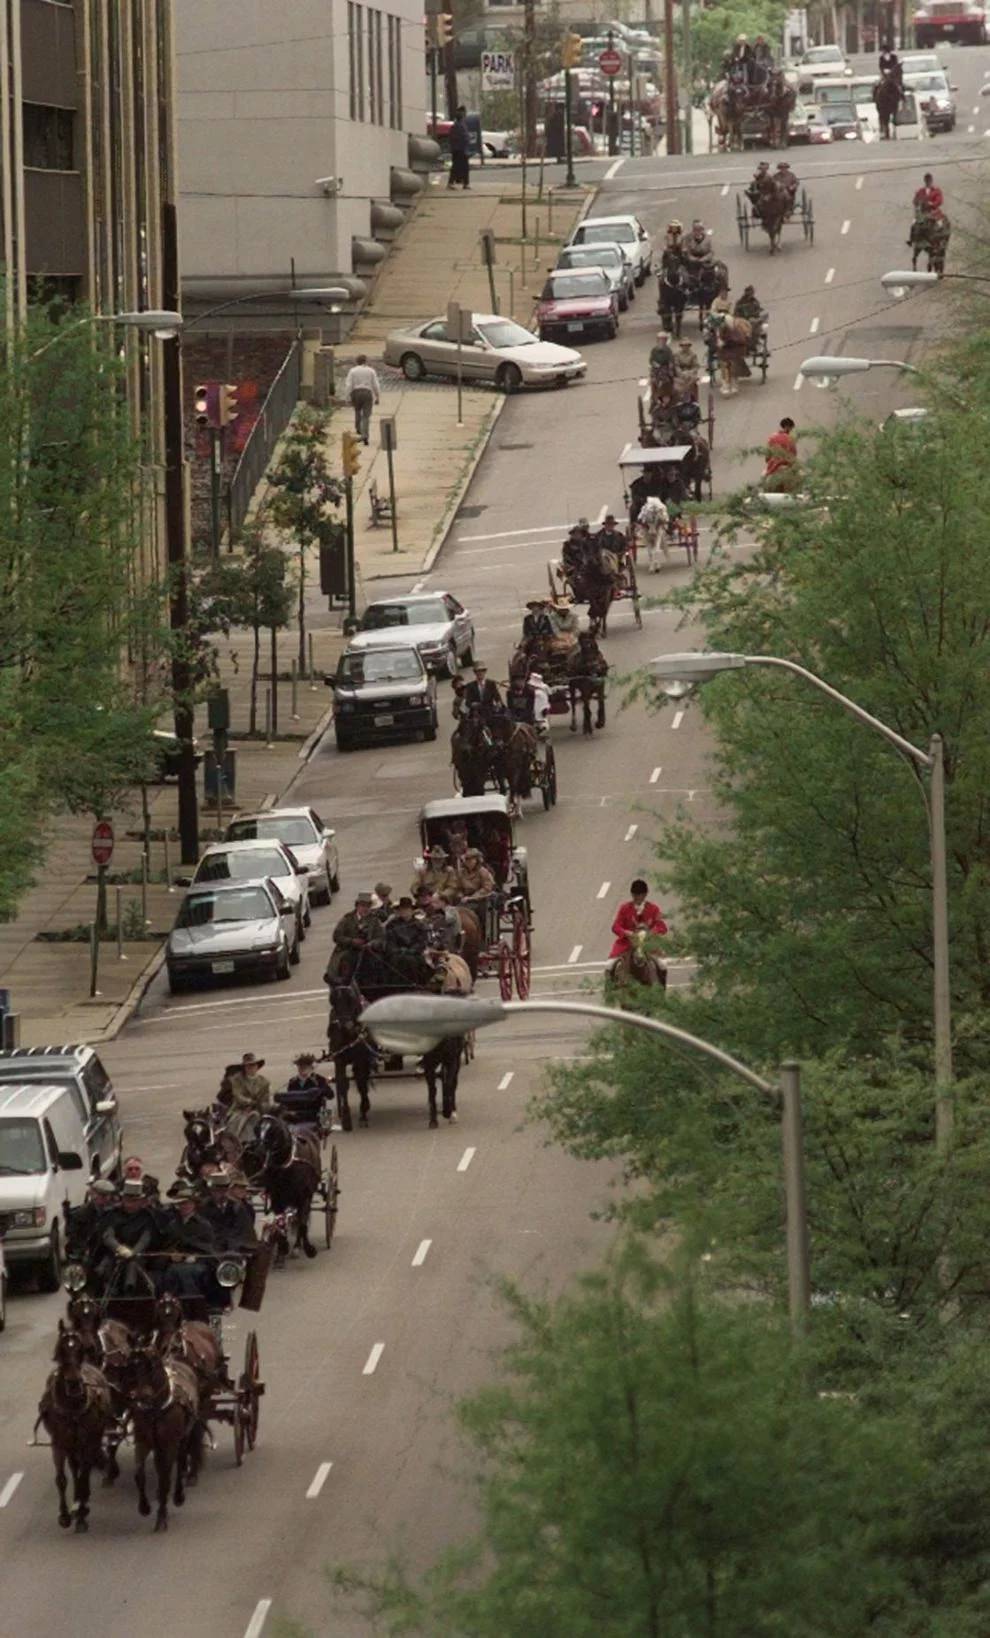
[568,215,653,285]
[0,1227,6,1332]
[186,839,312,944]
[384,314,586,392]
[348,591,475,676]
[555,241,636,310]
[224,807,340,906]
[796,43,849,78]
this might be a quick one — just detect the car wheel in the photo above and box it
[296,909,306,945]
[628,283,636,303]
[303,899,312,928]
[618,293,629,312]
[0,1269,6,1332]
[276,942,291,981]
[425,716,438,742]
[461,639,475,667]
[335,730,355,752]
[167,968,186,995]
[606,318,618,340]
[496,363,522,393]
[38,1226,61,1294]
[400,352,426,382]
[443,644,458,678]
[330,866,340,895]
[289,930,301,966]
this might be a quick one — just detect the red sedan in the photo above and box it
[535,268,619,343]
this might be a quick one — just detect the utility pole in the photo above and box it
[564,66,576,185]
[162,200,199,865]
[607,30,618,154]
[664,0,680,155]
[523,0,537,156]
[682,0,693,153]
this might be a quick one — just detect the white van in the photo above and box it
[0,1085,96,1289]
[812,75,882,137]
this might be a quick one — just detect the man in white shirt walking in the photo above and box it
[344,354,380,444]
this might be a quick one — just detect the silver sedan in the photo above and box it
[383,314,586,392]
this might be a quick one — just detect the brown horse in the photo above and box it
[609,929,668,992]
[451,712,498,796]
[39,1328,114,1532]
[154,1295,226,1391]
[566,639,608,735]
[489,715,539,807]
[121,1342,201,1531]
[63,1295,131,1484]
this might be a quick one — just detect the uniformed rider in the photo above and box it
[275,1051,332,1126]
[160,1181,220,1300]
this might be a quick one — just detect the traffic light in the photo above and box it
[194,382,220,427]
[341,431,362,479]
[438,11,453,44]
[219,383,239,425]
[561,31,583,69]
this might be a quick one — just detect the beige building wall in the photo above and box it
[174,0,426,296]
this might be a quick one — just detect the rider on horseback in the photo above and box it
[775,161,799,211]
[913,172,943,214]
[607,879,668,972]
[746,161,771,207]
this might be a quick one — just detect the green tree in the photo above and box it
[223,525,295,735]
[0,299,167,920]
[331,1246,919,1636]
[265,408,343,674]
[680,0,788,92]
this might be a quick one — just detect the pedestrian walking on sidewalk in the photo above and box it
[448,107,471,190]
[344,354,380,444]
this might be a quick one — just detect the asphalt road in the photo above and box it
[2,45,986,1637]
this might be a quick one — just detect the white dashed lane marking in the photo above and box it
[825,267,835,284]
[809,316,820,335]
[0,1473,23,1508]
[840,219,851,235]
[363,1343,385,1376]
[649,766,661,783]
[596,881,611,899]
[306,1463,333,1499]
[411,1239,432,1267]
[244,1602,272,1638]
[497,1071,514,1090]
[624,824,638,841]
[568,944,583,963]
[457,1147,476,1173]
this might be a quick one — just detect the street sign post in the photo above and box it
[447,302,474,427]
[91,820,114,867]
[599,47,622,75]
[481,49,515,90]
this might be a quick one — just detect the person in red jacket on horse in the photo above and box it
[609,879,668,965]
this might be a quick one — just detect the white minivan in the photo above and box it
[0,1085,100,1290]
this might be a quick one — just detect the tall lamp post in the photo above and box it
[799,354,971,413]
[649,652,953,1149]
[881,270,990,296]
[360,993,811,1336]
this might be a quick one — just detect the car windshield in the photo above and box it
[361,600,449,629]
[338,649,424,683]
[545,272,609,299]
[177,887,274,928]
[226,816,316,847]
[907,73,948,90]
[562,247,622,270]
[580,222,635,244]
[0,1118,46,1175]
[804,45,843,62]
[475,320,537,349]
[195,849,290,883]
[821,103,856,121]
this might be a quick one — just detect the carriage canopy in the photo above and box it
[618,443,693,469]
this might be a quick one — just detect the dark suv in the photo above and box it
[329,645,438,751]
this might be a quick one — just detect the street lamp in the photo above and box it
[183,288,351,329]
[360,992,811,1336]
[649,651,953,1148]
[881,269,990,300]
[799,354,921,391]
[28,308,184,361]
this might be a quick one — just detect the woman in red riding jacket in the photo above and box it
[610,879,668,959]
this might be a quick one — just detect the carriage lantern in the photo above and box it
[216,1257,247,1289]
[63,1262,87,1293]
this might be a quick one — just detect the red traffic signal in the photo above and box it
[194,382,221,427]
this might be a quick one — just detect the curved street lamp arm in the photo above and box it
[741,655,931,768]
[501,1000,777,1097]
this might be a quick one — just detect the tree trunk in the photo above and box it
[298,540,307,675]
[95,863,108,937]
[270,625,279,736]
[250,620,260,735]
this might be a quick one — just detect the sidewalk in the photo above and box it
[2,183,590,1045]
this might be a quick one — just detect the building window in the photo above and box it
[374,11,384,125]
[22,104,75,171]
[349,2,365,121]
[386,14,402,129]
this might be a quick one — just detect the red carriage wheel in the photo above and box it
[512,916,531,999]
[498,941,513,1001]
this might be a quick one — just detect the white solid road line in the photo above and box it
[0,1472,23,1507]
[649,766,661,783]
[497,1071,514,1090]
[457,1147,476,1173]
[809,315,820,335]
[671,709,684,730]
[454,521,571,544]
[604,156,626,181]
[568,944,583,963]
[825,267,835,284]
[596,881,611,899]
[306,1462,334,1499]
[624,823,638,841]
[363,1343,385,1376]
[412,1239,432,1267]
[840,219,851,235]
[243,1601,272,1638]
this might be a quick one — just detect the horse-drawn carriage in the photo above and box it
[419,796,532,1000]
[638,381,714,496]
[452,693,557,812]
[909,208,950,275]
[710,68,796,152]
[736,185,814,253]
[620,444,701,565]
[548,533,642,636]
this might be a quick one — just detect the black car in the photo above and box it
[328,645,438,752]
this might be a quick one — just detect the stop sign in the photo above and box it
[91,820,115,868]
[599,47,622,76]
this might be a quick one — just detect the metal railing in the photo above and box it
[226,337,302,538]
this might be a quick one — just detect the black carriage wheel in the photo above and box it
[324,1144,339,1250]
[243,1330,261,1450]
[547,744,558,806]
[233,1400,245,1467]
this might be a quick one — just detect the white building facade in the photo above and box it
[174,0,428,307]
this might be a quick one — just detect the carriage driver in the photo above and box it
[607,880,669,974]
[384,894,432,978]
[454,848,498,944]
[411,846,458,902]
[328,891,384,981]
[160,1181,221,1301]
[775,161,799,207]
[275,1051,333,1127]
[746,161,771,206]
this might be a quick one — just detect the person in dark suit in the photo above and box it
[461,663,503,717]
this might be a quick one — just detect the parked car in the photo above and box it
[185,839,311,944]
[0,1080,117,1290]
[330,644,438,752]
[384,315,586,392]
[536,268,619,343]
[224,807,339,906]
[165,877,299,993]
[0,1046,121,1184]
[813,75,882,137]
[568,214,653,284]
[904,68,957,130]
[555,241,636,310]
[348,592,475,676]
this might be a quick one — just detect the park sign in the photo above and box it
[599,47,623,76]
[91,819,114,868]
[481,48,515,90]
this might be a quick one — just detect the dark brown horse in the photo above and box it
[154,1294,226,1394]
[327,980,377,1128]
[874,71,902,138]
[121,1342,200,1531]
[566,638,608,736]
[39,1328,114,1532]
[241,1115,321,1257]
[451,711,498,796]
[63,1295,131,1483]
